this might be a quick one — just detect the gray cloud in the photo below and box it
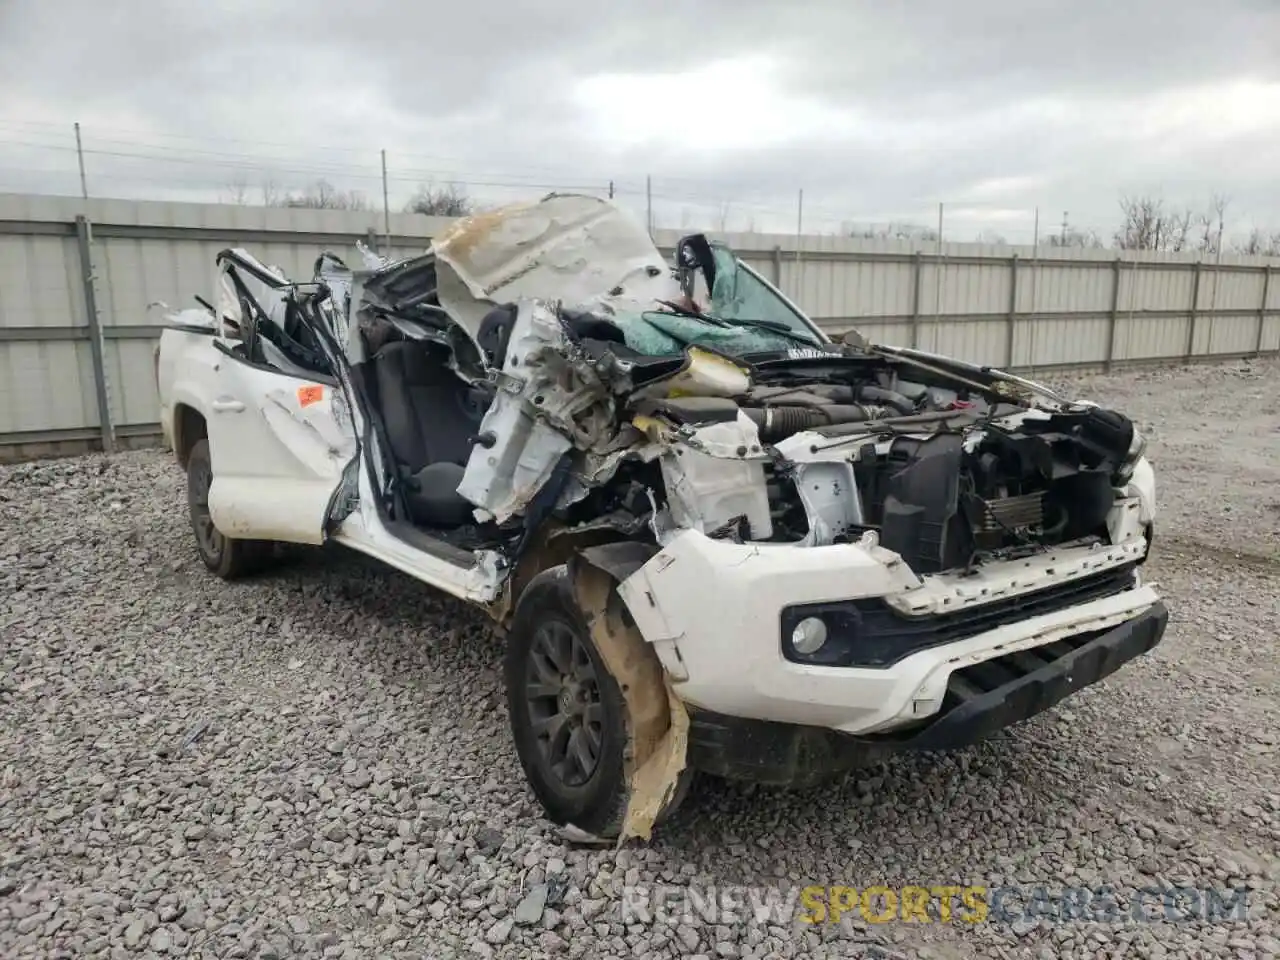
[2,0,1278,242]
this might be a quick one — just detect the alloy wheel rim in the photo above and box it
[190,459,224,558]
[525,619,604,787]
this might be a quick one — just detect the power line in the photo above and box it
[0,127,1125,239]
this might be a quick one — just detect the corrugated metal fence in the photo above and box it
[3,192,1278,461]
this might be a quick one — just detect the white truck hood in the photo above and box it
[431,193,681,344]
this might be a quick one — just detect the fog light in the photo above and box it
[791,617,828,655]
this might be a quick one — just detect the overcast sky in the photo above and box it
[2,0,1279,241]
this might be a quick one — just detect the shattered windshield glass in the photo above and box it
[609,243,826,358]
[707,244,819,343]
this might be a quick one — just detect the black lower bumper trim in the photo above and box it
[686,602,1168,786]
[904,600,1168,750]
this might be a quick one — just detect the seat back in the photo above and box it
[373,341,490,473]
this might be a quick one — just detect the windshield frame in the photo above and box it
[735,259,830,343]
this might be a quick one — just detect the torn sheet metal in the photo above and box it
[570,559,688,845]
[630,346,751,401]
[660,425,773,540]
[457,300,631,523]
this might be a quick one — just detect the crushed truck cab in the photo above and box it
[155,194,1166,840]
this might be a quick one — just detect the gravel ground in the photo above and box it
[1,358,1278,960]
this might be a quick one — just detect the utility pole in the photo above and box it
[74,122,88,200]
[645,175,652,234]
[1210,203,1226,313]
[608,180,614,199]
[1060,210,1069,245]
[795,189,805,294]
[380,149,390,254]
[933,203,944,344]
[1029,207,1042,374]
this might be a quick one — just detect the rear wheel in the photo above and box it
[185,439,272,579]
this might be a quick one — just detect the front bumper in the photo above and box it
[617,528,1158,734]
[686,602,1168,785]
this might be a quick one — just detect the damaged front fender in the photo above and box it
[569,551,689,845]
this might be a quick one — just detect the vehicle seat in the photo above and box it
[372,340,492,525]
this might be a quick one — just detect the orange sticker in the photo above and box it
[297,385,324,407]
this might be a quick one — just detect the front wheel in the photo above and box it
[185,439,272,579]
[505,566,689,838]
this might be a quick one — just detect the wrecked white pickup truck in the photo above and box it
[155,194,1167,841]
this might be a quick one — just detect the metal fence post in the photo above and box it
[1185,261,1202,363]
[1256,265,1271,357]
[909,251,923,349]
[1105,257,1121,372]
[74,215,115,453]
[1005,254,1018,368]
[771,245,782,287]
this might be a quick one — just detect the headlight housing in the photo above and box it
[1114,427,1147,484]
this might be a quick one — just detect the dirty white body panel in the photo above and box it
[158,325,505,602]
[618,526,1155,733]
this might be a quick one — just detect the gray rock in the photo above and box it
[514,884,548,925]
[344,769,372,790]
[677,925,701,952]
[14,913,47,935]
[123,917,146,948]
[1011,916,1039,937]
[474,827,504,855]
[483,917,514,945]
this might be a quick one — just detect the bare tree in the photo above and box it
[974,229,1009,245]
[404,182,473,217]
[1115,195,1161,250]
[1196,193,1229,253]
[1114,193,1233,252]
[1232,227,1280,257]
[1115,195,1187,251]
[260,179,282,207]
[279,179,369,210]
[221,175,251,206]
[1048,226,1105,249]
[853,222,939,242]
[714,202,732,233]
[1164,208,1194,252]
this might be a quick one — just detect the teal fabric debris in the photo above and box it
[616,310,802,356]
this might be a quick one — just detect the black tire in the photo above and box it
[505,566,690,837]
[185,439,272,580]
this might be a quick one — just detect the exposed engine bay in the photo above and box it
[534,343,1145,576]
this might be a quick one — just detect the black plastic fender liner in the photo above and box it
[573,541,661,585]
